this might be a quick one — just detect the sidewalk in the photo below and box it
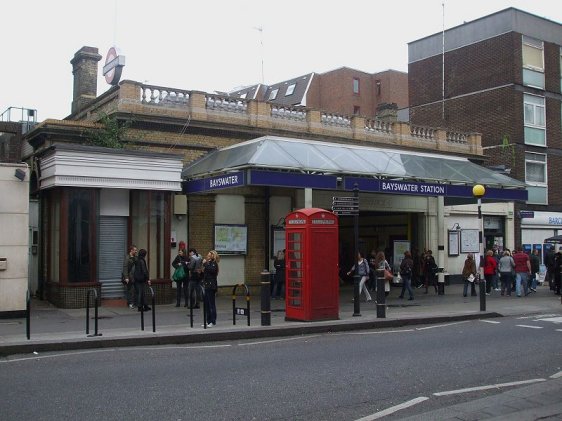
[0,283,560,357]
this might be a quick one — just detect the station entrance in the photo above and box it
[337,211,421,281]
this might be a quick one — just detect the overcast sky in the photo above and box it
[1,0,561,121]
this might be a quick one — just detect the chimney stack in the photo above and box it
[70,46,102,115]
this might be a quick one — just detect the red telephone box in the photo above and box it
[285,208,339,321]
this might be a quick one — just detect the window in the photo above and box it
[353,106,360,115]
[522,36,544,89]
[525,152,547,204]
[67,189,95,282]
[268,88,279,100]
[353,78,360,94]
[239,93,247,99]
[131,191,171,280]
[285,84,296,96]
[523,94,546,146]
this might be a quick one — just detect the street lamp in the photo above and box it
[473,184,486,311]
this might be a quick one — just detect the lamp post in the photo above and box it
[473,184,486,312]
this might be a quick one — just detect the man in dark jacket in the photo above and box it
[529,249,540,292]
[121,245,137,309]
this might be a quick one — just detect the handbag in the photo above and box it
[467,273,475,283]
[384,269,393,282]
[172,265,186,282]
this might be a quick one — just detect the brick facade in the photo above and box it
[409,10,562,245]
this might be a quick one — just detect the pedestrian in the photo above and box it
[483,250,497,295]
[133,248,151,311]
[512,246,531,297]
[187,248,203,309]
[398,250,414,300]
[202,250,220,327]
[374,251,392,296]
[462,253,477,297]
[272,249,285,299]
[412,247,422,289]
[529,249,540,293]
[554,251,562,296]
[171,247,189,307]
[367,249,378,291]
[423,249,438,294]
[492,248,501,291]
[347,251,372,302]
[121,245,138,309]
[545,248,555,290]
[498,250,515,296]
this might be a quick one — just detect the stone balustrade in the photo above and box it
[114,80,482,156]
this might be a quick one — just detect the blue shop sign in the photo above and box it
[183,171,245,193]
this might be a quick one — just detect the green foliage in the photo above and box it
[85,114,131,149]
[500,134,515,166]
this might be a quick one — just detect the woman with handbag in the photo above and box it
[462,253,477,297]
[202,250,220,327]
[347,251,372,302]
[171,248,189,307]
[374,251,393,296]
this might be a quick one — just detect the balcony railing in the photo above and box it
[112,81,482,155]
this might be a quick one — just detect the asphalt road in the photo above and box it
[1,313,561,421]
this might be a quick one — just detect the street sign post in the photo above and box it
[332,196,359,216]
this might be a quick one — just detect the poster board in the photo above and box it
[393,240,410,272]
[214,224,248,255]
[448,230,459,256]
[460,229,479,253]
[271,226,286,258]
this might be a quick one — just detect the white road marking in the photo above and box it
[238,335,320,346]
[480,320,501,324]
[343,329,414,335]
[433,378,546,396]
[550,371,562,379]
[416,321,470,330]
[0,344,233,363]
[535,316,562,323]
[354,397,429,421]
[517,314,558,320]
[557,329,562,332]
[516,325,543,329]
[0,348,117,363]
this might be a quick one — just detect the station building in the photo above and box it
[19,46,526,308]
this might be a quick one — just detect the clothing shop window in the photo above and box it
[523,94,546,146]
[525,152,547,205]
[131,191,171,280]
[522,36,544,89]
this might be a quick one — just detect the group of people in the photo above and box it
[347,249,418,302]
[121,245,151,312]
[171,245,220,327]
[122,244,221,327]
[462,246,551,298]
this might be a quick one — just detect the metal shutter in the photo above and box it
[98,216,127,299]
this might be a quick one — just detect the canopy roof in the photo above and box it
[183,136,525,189]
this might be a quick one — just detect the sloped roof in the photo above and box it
[182,136,525,189]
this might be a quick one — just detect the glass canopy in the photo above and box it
[182,136,525,188]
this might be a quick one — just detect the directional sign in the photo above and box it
[332,196,358,202]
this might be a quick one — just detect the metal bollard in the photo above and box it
[260,270,271,326]
[86,288,102,337]
[26,290,30,340]
[479,275,486,311]
[437,272,445,295]
[352,274,361,317]
[149,287,156,333]
[376,269,386,318]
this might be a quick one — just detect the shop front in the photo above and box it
[36,144,183,308]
